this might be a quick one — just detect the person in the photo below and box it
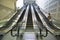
[48,13,51,21]
[48,13,53,24]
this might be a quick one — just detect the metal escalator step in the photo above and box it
[26,5,33,31]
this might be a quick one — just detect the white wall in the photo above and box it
[16,0,23,9]
[24,0,36,4]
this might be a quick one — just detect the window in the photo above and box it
[16,0,23,9]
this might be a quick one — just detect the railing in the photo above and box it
[11,21,25,37]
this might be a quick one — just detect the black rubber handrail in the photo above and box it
[35,21,48,37]
[11,21,25,37]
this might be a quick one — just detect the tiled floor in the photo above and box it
[1,32,60,40]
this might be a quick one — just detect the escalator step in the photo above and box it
[26,5,33,31]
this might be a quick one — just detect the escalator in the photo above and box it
[0,2,60,40]
[33,3,60,35]
[1,5,28,40]
[0,5,28,33]
[32,5,46,30]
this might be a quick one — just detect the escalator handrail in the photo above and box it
[11,21,25,37]
[35,21,48,37]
